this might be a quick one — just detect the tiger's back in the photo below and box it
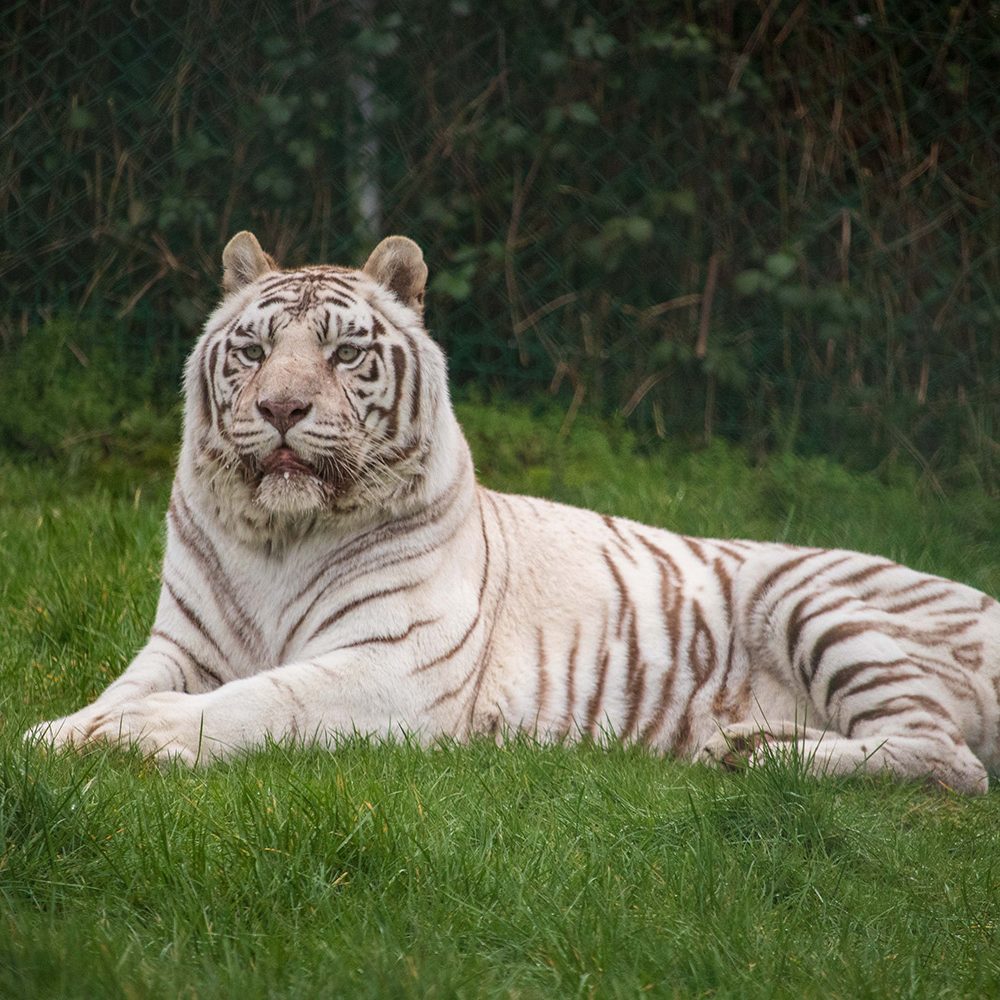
[27,232,1000,794]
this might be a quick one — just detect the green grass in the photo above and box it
[2,399,1000,998]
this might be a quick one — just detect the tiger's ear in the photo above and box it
[362,236,428,311]
[222,231,277,294]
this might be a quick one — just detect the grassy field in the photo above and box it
[2,400,1000,998]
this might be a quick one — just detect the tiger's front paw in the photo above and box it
[25,693,210,765]
[25,704,128,752]
[97,692,214,764]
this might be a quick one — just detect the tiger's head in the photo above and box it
[183,232,457,529]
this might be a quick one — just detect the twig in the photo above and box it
[505,151,544,365]
[695,252,721,359]
[728,0,783,93]
[622,371,667,418]
[512,292,578,337]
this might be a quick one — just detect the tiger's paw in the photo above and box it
[25,693,210,765]
[698,724,781,771]
[24,704,129,752]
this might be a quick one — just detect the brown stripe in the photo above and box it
[713,542,750,562]
[162,578,228,664]
[687,601,717,686]
[846,695,950,737]
[194,342,212,427]
[952,643,983,670]
[461,492,511,725]
[883,591,952,615]
[830,560,896,589]
[356,355,381,383]
[150,628,224,687]
[169,492,266,659]
[639,656,678,746]
[603,516,639,565]
[711,557,734,625]
[634,535,685,670]
[560,623,582,737]
[420,495,506,714]
[808,619,882,681]
[585,615,612,737]
[426,665,477,710]
[823,658,910,708]
[409,343,422,425]
[340,617,439,650]
[280,463,468,610]
[412,504,492,675]
[712,631,744,716]
[680,536,707,563]
[602,548,630,639]
[846,702,918,737]
[837,670,924,706]
[745,548,831,620]
[642,546,687,747]
[882,577,937,598]
[206,341,223,431]
[158,650,192,693]
[384,343,407,437]
[638,556,684,744]
[267,674,308,720]
[301,581,420,649]
[622,612,646,737]
[669,702,692,756]
[786,592,855,673]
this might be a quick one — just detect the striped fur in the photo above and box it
[27,234,1000,794]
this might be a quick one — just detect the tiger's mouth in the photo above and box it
[248,445,356,514]
[251,446,328,515]
[260,446,316,479]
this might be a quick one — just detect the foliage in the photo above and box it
[3,0,997,486]
[0,318,180,483]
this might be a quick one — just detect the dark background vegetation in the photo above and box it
[3,0,998,489]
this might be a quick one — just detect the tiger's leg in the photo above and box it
[25,634,221,750]
[704,550,990,794]
[699,719,831,771]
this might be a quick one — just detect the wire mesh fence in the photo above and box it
[3,0,998,484]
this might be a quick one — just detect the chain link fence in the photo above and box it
[3,0,999,484]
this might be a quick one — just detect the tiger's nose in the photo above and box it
[257,397,312,435]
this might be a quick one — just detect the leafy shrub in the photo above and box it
[0,317,180,478]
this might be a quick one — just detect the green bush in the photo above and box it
[0,318,180,480]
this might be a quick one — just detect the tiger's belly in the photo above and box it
[472,494,763,754]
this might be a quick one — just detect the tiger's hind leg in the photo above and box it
[710,549,991,795]
[699,719,830,772]
[700,718,987,794]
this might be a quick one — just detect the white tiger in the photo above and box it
[27,232,1000,794]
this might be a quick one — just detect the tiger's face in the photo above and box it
[186,233,443,519]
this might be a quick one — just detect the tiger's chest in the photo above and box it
[187,540,331,674]
[181,518,469,678]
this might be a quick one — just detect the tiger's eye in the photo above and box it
[335,344,361,364]
[242,344,265,362]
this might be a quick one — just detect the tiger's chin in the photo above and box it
[253,470,329,515]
